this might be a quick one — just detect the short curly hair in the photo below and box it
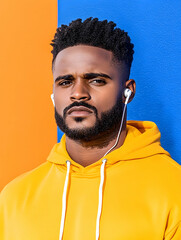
[50,17,134,69]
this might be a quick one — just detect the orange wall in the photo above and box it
[0,0,57,190]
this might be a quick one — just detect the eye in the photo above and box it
[58,80,72,87]
[90,79,107,85]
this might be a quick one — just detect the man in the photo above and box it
[0,17,181,240]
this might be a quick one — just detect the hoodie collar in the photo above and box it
[47,121,170,175]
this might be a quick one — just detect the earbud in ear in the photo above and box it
[51,93,55,106]
[124,88,132,105]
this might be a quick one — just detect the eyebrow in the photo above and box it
[55,74,74,83]
[83,73,112,80]
[54,72,112,83]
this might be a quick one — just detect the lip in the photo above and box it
[67,106,93,115]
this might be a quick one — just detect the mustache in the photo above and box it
[63,102,98,117]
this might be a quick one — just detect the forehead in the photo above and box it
[53,45,123,78]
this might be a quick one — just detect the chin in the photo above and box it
[66,117,96,129]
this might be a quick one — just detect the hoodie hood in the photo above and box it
[47,121,170,175]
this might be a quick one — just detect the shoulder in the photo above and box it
[146,154,181,178]
[0,161,53,202]
[141,154,181,200]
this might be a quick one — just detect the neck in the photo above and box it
[65,118,127,167]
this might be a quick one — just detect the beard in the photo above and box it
[54,99,124,142]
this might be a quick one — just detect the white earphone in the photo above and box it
[124,88,132,104]
[103,88,132,156]
[51,93,55,106]
[50,88,132,107]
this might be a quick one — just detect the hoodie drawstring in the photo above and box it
[96,158,107,240]
[59,159,107,240]
[59,160,71,240]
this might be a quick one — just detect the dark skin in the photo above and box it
[53,45,136,167]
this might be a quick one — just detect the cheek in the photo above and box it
[54,93,69,116]
[93,85,122,117]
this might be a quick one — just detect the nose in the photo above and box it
[70,81,90,102]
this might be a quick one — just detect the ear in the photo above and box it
[122,79,136,103]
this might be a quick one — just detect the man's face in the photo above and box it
[53,45,129,141]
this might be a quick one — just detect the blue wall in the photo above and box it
[57,0,181,163]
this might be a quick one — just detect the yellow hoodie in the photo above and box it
[0,121,181,240]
